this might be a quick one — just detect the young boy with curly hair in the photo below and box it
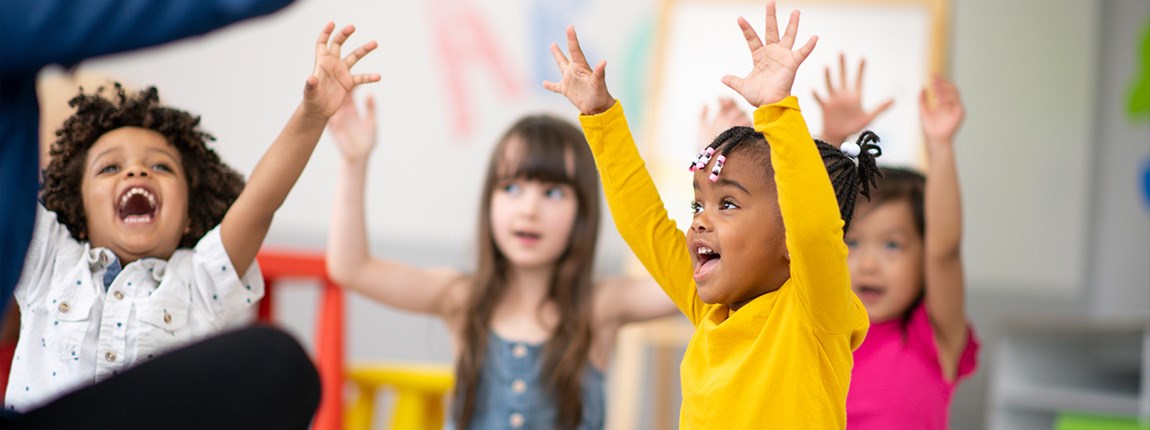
[6,22,380,412]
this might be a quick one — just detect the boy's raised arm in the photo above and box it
[220,22,379,277]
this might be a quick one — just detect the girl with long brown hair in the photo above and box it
[325,93,676,430]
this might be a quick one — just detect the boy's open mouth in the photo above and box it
[118,186,158,224]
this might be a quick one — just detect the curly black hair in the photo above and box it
[41,83,245,248]
[703,126,883,231]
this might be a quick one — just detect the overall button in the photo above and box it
[511,379,527,394]
[512,344,528,358]
[58,302,70,313]
[113,291,124,300]
[105,351,117,362]
[509,412,524,428]
[163,311,172,324]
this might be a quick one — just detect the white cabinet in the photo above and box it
[989,318,1149,429]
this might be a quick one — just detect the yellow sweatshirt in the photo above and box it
[579,97,868,429]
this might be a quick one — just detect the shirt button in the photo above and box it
[58,302,70,313]
[512,344,527,358]
[509,412,524,428]
[163,312,172,324]
[113,291,124,300]
[105,351,117,362]
[511,379,526,394]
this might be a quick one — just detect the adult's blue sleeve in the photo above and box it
[0,0,296,73]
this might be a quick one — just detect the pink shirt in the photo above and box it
[847,303,979,429]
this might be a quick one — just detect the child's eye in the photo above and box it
[545,187,565,199]
[690,201,703,214]
[98,164,119,175]
[884,241,902,251]
[501,182,521,194]
[152,163,173,173]
[845,239,858,249]
[719,199,739,210]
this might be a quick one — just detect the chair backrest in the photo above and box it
[256,250,345,430]
[345,362,454,429]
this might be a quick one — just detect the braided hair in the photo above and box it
[700,127,883,231]
[42,83,245,247]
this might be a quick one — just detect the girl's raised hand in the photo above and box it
[304,22,381,119]
[721,1,817,108]
[328,91,377,162]
[813,53,894,146]
[919,75,965,145]
[543,26,616,116]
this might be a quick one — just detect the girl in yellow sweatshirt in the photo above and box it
[543,2,882,428]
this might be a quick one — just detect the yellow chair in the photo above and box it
[345,362,455,430]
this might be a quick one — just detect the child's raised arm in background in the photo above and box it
[7,22,379,412]
[920,76,970,375]
[845,76,978,429]
[812,53,894,146]
[698,98,752,149]
[325,87,675,430]
[545,3,879,427]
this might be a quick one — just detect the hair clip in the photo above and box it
[689,147,715,172]
[708,155,726,182]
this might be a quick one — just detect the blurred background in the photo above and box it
[32,0,1150,428]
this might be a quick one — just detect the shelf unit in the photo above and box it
[989,317,1149,429]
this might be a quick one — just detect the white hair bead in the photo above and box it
[840,141,861,157]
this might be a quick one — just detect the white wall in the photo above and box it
[1087,0,1150,319]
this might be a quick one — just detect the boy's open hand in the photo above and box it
[305,22,381,119]
[721,1,817,108]
[543,26,616,116]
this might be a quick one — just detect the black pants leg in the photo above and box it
[6,324,320,429]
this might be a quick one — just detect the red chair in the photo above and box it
[256,250,345,430]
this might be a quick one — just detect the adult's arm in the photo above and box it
[1,0,295,73]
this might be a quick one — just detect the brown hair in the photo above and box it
[454,115,600,430]
[41,83,244,248]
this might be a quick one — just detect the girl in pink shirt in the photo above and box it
[815,65,979,429]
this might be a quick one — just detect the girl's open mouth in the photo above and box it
[855,285,885,302]
[694,246,721,280]
[513,230,542,245]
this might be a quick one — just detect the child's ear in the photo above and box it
[784,251,791,262]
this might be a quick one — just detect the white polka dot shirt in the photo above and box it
[5,206,263,412]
